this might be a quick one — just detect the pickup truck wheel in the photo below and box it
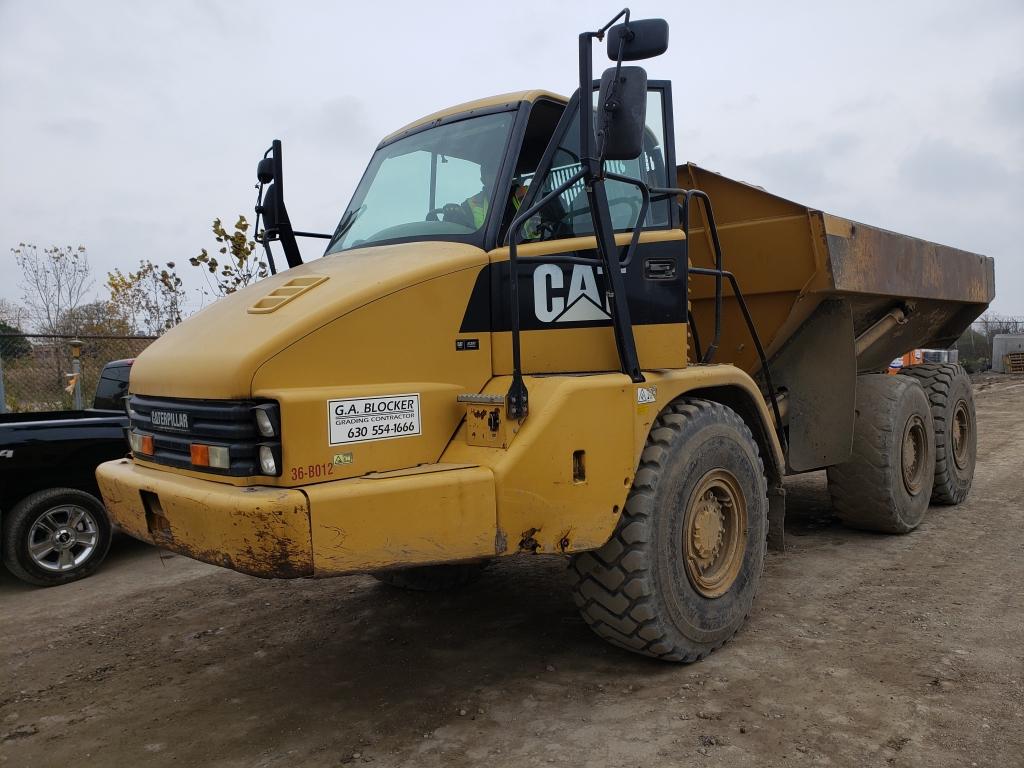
[568,399,768,662]
[372,561,489,591]
[2,488,112,587]
[898,363,976,504]
[827,374,936,533]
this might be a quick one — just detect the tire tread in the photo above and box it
[827,375,934,533]
[568,399,767,662]
[898,363,974,504]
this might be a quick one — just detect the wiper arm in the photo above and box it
[328,205,366,250]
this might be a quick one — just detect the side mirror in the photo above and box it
[605,18,669,61]
[258,182,284,231]
[596,65,648,161]
[257,157,275,184]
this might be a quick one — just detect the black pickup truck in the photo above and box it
[1,359,132,586]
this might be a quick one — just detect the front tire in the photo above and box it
[2,488,113,587]
[568,398,768,662]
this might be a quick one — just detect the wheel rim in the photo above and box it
[901,415,928,495]
[27,505,101,573]
[682,469,748,599]
[951,400,971,471]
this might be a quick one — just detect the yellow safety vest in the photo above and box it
[512,190,540,240]
[466,192,488,229]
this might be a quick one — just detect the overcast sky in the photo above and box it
[1,0,1021,319]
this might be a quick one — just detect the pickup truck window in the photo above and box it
[93,364,130,411]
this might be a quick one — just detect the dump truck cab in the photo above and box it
[98,10,992,663]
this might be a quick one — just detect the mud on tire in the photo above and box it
[372,561,489,591]
[568,398,768,662]
[827,374,935,533]
[898,363,976,505]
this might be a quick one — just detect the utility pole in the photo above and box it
[0,349,7,414]
[70,339,83,410]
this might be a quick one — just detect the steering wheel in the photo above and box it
[426,203,474,228]
[534,219,561,241]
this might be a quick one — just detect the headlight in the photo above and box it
[252,403,279,437]
[259,445,278,475]
[255,409,275,437]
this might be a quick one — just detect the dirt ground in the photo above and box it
[2,375,1022,768]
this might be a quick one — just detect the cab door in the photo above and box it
[461,83,687,375]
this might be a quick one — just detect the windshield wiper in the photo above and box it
[328,205,366,250]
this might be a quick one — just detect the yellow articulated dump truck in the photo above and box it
[97,11,994,661]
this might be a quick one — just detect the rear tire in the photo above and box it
[568,398,768,662]
[2,488,113,587]
[898,363,976,504]
[372,561,488,591]
[827,375,935,533]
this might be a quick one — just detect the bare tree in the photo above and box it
[1,297,32,364]
[976,312,1024,343]
[12,244,93,334]
[0,298,28,329]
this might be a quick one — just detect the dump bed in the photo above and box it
[678,163,995,471]
[679,163,994,373]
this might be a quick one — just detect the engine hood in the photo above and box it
[131,241,487,399]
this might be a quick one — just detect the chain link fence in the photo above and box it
[0,334,156,413]
[1,317,1018,411]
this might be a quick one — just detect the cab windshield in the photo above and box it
[327,111,515,253]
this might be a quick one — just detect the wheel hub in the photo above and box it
[901,414,928,496]
[28,505,99,573]
[682,470,748,599]
[951,400,971,471]
[692,495,725,560]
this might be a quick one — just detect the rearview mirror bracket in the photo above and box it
[254,140,303,273]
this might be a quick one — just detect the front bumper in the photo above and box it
[96,458,498,578]
[97,458,313,578]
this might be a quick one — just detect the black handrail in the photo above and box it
[651,185,785,445]
[504,171,656,419]
[689,267,786,449]
[687,309,703,361]
[603,171,652,262]
[652,187,724,362]
[505,168,587,419]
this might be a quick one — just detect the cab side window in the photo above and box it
[528,89,671,240]
[499,100,565,243]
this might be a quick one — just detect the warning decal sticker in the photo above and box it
[328,393,421,446]
[637,386,657,405]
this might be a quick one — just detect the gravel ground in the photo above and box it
[2,375,1022,768]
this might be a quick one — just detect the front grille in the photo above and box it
[130,395,268,476]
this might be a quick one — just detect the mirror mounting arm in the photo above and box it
[253,139,308,272]
[574,14,645,387]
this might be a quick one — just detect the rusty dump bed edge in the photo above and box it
[677,162,994,375]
